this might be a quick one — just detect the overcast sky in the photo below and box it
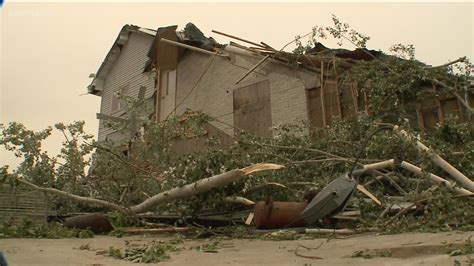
[1,2,473,168]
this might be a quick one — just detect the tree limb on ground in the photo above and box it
[393,126,474,192]
[15,163,284,215]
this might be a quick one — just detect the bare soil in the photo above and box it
[1,230,472,265]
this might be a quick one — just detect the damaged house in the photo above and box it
[88,23,472,152]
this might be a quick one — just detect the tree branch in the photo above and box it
[427,57,467,69]
[425,78,473,115]
[16,177,129,213]
[16,163,284,215]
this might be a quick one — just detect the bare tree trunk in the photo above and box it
[129,163,283,214]
[400,161,473,196]
[393,125,474,192]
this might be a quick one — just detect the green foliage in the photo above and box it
[448,237,473,256]
[107,211,130,227]
[291,15,472,119]
[0,220,94,239]
[292,15,370,54]
[98,240,179,263]
[351,249,392,259]
[0,15,472,236]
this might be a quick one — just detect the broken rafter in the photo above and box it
[235,55,271,84]
[160,38,229,58]
[212,30,267,49]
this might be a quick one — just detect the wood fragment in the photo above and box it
[245,182,287,194]
[123,227,190,234]
[224,196,256,206]
[212,30,267,48]
[260,42,277,51]
[304,228,376,234]
[357,184,382,205]
[294,250,322,260]
[320,61,327,127]
[332,55,342,117]
[384,197,430,226]
[363,159,395,171]
[245,212,254,225]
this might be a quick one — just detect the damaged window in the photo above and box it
[111,84,129,112]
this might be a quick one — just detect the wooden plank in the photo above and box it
[233,80,272,137]
[212,30,267,49]
[320,61,327,127]
[323,81,340,126]
[339,82,357,118]
[306,87,324,130]
[332,56,343,117]
[152,26,180,70]
[416,103,426,133]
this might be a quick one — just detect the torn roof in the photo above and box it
[87,25,156,96]
[144,22,386,75]
[88,22,392,95]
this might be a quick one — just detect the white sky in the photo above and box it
[1,1,473,168]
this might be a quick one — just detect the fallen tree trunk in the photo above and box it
[16,163,284,215]
[129,163,283,214]
[393,126,474,192]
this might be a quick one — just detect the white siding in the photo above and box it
[98,32,155,141]
[176,51,309,136]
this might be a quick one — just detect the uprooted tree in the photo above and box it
[1,16,473,231]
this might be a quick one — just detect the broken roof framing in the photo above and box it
[88,23,472,146]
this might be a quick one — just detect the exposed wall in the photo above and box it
[175,50,310,137]
[98,32,155,141]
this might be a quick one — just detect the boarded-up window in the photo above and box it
[306,80,342,128]
[233,80,272,137]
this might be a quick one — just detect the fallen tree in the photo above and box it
[14,163,283,215]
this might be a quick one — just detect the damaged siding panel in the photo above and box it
[98,32,155,141]
[176,52,249,135]
[176,51,309,138]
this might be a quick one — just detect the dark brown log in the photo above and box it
[63,213,113,234]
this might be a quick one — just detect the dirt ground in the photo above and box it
[1,230,472,266]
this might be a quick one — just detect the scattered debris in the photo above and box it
[96,240,181,263]
[253,200,307,229]
[122,227,191,235]
[301,173,357,225]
